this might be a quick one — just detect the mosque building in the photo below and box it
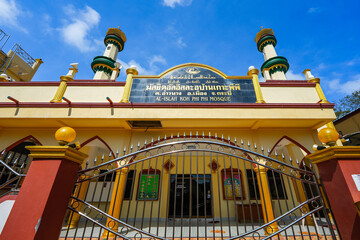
[0,27,342,239]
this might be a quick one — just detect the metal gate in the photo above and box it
[0,150,29,198]
[60,133,339,239]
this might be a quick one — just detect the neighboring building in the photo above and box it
[0,28,339,239]
[334,107,360,146]
[0,29,42,82]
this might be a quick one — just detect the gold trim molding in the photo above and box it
[308,77,320,84]
[26,146,88,165]
[305,146,360,164]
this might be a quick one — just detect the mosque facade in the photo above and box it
[0,28,341,239]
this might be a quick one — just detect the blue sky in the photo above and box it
[0,0,359,103]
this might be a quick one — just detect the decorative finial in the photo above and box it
[66,63,79,79]
[55,127,80,149]
[313,127,339,150]
[260,26,263,30]
[302,69,315,80]
[0,74,9,82]
[126,67,138,75]
[317,127,339,147]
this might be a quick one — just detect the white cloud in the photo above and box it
[165,24,187,48]
[42,14,54,34]
[316,63,326,71]
[59,5,100,53]
[163,0,192,8]
[285,70,306,80]
[328,74,360,94]
[176,37,187,48]
[346,58,360,66]
[118,55,167,77]
[307,7,320,13]
[149,55,167,68]
[118,59,153,75]
[0,0,26,32]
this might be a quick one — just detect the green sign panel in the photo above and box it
[138,174,159,200]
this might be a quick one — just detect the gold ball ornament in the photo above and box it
[318,127,339,146]
[55,127,76,145]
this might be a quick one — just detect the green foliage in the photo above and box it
[334,90,360,118]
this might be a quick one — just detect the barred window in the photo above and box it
[246,169,287,200]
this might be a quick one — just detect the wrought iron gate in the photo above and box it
[60,133,339,239]
[0,150,29,198]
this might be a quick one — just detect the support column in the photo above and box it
[67,175,90,228]
[51,64,78,103]
[310,78,329,103]
[308,78,329,103]
[120,68,138,103]
[291,173,315,225]
[303,69,329,103]
[306,146,360,240]
[50,75,73,103]
[102,167,128,238]
[247,67,265,103]
[0,146,87,240]
[253,162,279,235]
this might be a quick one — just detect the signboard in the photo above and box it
[129,66,256,103]
[222,170,244,199]
[352,174,360,191]
[137,174,160,200]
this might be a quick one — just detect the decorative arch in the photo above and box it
[80,135,115,159]
[3,135,42,152]
[269,135,311,167]
[269,135,311,156]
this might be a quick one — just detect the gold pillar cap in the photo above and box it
[126,67,138,75]
[308,77,320,84]
[247,68,259,76]
[302,69,311,74]
[0,75,8,82]
[35,58,44,64]
[60,75,73,82]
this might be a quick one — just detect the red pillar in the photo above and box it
[0,146,87,240]
[306,146,360,240]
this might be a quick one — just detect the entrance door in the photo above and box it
[169,174,191,218]
[169,174,212,218]
[191,175,212,218]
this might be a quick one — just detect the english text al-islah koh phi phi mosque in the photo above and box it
[1,26,358,240]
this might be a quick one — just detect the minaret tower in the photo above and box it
[91,27,126,80]
[255,28,289,80]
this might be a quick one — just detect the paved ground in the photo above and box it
[59,218,338,239]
